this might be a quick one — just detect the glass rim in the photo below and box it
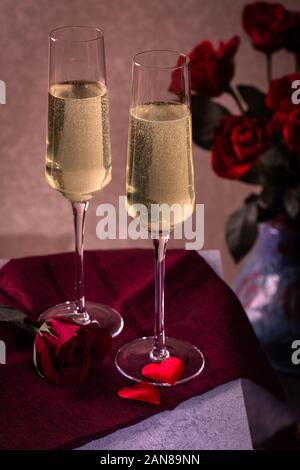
[133,49,189,70]
[50,25,104,43]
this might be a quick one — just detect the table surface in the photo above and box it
[2,250,298,450]
[80,379,252,450]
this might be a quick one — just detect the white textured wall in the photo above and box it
[0,0,298,282]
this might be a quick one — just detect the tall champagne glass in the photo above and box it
[115,50,205,383]
[40,26,123,337]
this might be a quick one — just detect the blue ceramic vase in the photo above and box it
[233,220,300,375]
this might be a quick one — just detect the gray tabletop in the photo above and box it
[79,379,252,450]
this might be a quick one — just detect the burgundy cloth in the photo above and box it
[0,249,283,450]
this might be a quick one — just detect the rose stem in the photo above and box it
[227,85,245,115]
[266,54,272,85]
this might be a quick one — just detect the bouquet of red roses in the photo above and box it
[171,1,300,262]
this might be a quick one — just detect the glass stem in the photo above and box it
[72,201,89,322]
[151,235,169,361]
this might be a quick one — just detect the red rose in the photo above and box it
[266,111,286,138]
[282,108,300,155]
[265,74,300,151]
[267,109,300,155]
[212,116,269,179]
[265,73,300,112]
[169,37,240,97]
[33,317,111,386]
[243,2,296,54]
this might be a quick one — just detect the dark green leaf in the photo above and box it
[260,146,296,188]
[226,195,259,263]
[191,95,230,150]
[240,163,264,186]
[283,187,300,219]
[256,187,282,222]
[0,306,26,322]
[237,85,266,117]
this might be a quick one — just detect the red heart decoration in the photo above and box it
[118,381,160,405]
[141,356,184,385]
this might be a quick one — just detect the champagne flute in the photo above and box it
[40,26,123,337]
[115,50,205,383]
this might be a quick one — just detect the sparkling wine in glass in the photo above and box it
[40,26,123,337]
[115,50,205,384]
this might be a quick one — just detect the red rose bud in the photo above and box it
[265,73,300,113]
[211,115,269,180]
[243,2,297,54]
[169,37,239,97]
[168,54,186,97]
[282,108,300,155]
[33,317,111,386]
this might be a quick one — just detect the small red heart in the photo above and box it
[141,356,184,385]
[118,381,160,405]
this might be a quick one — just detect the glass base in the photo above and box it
[39,301,124,338]
[115,336,205,385]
